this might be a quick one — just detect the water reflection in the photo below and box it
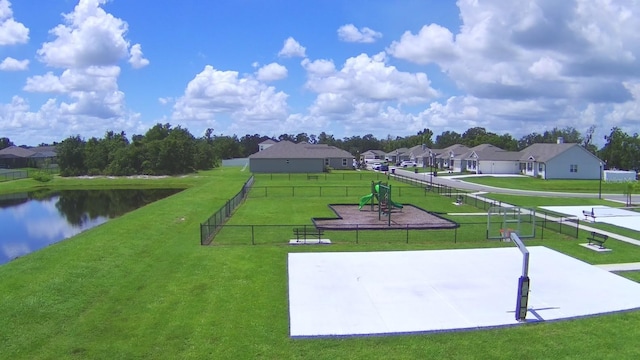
[0,189,180,265]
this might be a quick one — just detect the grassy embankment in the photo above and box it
[2,169,640,359]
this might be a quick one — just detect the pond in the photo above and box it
[0,189,181,265]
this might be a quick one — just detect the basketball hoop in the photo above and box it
[500,228,514,241]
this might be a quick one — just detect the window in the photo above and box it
[342,158,347,166]
[325,158,329,166]
[538,163,543,172]
[570,164,578,173]
[527,162,533,171]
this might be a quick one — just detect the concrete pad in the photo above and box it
[541,205,640,232]
[579,243,612,252]
[289,239,332,245]
[288,247,640,337]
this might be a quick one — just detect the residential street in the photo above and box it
[391,168,640,204]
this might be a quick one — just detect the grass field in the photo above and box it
[457,175,633,193]
[2,169,640,359]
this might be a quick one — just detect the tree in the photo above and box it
[583,125,598,155]
[57,135,87,176]
[435,131,462,148]
[0,137,14,150]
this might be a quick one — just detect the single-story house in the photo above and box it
[249,141,355,173]
[433,144,470,172]
[406,144,432,167]
[0,145,57,168]
[519,142,603,180]
[385,148,410,164]
[460,144,521,175]
[360,150,386,163]
[258,139,277,152]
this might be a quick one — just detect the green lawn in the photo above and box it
[459,175,632,194]
[2,169,640,359]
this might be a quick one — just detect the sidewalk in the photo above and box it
[597,263,640,271]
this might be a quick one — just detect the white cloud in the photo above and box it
[0,0,29,45]
[278,37,306,58]
[256,62,287,82]
[158,97,173,105]
[36,0,133,68]
[128,43,149,69]
[301,52,440,135]
[13,0,149,134]
[25,66,120,94]
[172,65,289,125]
[337,24,382,43]
[0,56,28,71]
[304,52,438,105]
[387,24,459,65]
[528,56,562,80]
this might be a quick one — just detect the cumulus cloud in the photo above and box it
[0,56,28,71]
[337,24,382,43]
[389,0,640,104]
[300,52,439,135]
[172,65,289,125]
[19,0,149,126]
[303,52,438,106]
[387,24,459,65]
[256,62,287,82]
[128,43,149,69]
[37,0,132,68]
[278,37,306,58]
[0,0,29,45]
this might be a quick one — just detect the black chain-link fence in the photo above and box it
[200,176,254,245]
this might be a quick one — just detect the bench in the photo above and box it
[293,227,324,241]
[582,210,595,221]
[307,175,319,180]
[587,231,608,249]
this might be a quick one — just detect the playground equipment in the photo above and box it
[359,181,403,226]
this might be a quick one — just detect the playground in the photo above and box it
[311,180,457,230]
[313,204,457,230]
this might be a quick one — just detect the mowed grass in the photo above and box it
[459,175,632,193]
[2,169,640,358]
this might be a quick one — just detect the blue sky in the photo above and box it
[1,0,639,146]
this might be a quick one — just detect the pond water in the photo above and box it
[0,189,181,265]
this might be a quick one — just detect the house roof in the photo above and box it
[387,148,410,156]
[434,144,470,159]
[362,149,386,156]
[461,144,521,161]
[0,145,57,159]
[259,139,277,145]
[407,144,432,157]
[0,146,35,158]
[519,143,589,162]
[249,141,354,159]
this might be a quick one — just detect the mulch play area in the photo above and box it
[312,204,458,230]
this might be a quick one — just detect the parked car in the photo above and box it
[400,160,417,167]
[372,162,382,170]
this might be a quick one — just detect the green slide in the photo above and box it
[388,199,403,209]
[358,193,374,210]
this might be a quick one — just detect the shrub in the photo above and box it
[31,170,53,182]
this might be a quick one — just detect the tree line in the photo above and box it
[2,124,640,175]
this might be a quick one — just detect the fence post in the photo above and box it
[406,225,409,244]
[251,225,255,245]
[454,227,457,243]
[356,225,359,244]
